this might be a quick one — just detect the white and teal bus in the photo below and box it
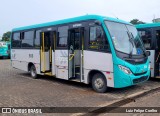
[0,41,11,59]
[11,15,150,93]
[136,23,160,78]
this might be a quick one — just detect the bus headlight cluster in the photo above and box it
[118,65,132,75]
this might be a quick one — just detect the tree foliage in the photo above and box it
[130,19,145,25]
[2,31,11,41]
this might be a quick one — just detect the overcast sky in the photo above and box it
[0,0,159,37]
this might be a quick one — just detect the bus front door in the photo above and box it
[40,31,55,75]
[68,28,84,82]
[156,30,160,77]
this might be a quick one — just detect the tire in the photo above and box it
[30,65,38,79]
[92,73,107,93]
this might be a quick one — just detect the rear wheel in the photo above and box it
[92,73,107,93]
[30,65,38,79]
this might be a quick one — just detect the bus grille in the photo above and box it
[125,57,147,65]
[133,76,148,84]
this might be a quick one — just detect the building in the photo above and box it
[152,18,160,23]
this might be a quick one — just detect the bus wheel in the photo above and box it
[92,73,107,93]
[30,65,38,79]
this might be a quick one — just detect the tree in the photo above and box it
[130,19,145,25]
[2,31,11,41]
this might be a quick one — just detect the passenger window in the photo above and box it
[21,31,34,48]
[12,32,21,48]
[35,30,41,48]
[89,26,110,51]
[44,32,50,51]
[156,30,160,50]
[138,29,152,49]
[57,26,69,48]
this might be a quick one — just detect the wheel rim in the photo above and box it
[94,78,104,89]
[31,67,36,77]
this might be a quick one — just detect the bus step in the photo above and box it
[44,72,52,76]
[75,73,80,75]
[75,74,80,79]
[70,78,80,82]
[156,76,160,79]
[75,66,80,73]
[70,77,80,82]
[75,65,80,67]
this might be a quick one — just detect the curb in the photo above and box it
[74,86,160,116]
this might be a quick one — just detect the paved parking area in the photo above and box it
[0,59,160,108]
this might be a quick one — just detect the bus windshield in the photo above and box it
[105,21,145,56]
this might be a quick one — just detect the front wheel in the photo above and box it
[30,65,38,79]
[92,73,107,93]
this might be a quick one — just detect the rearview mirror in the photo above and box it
[146,51,151,56]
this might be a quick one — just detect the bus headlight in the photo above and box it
[118,65,132,75]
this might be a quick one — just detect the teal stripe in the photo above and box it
[136,22,160,28]
[12,15,131,32]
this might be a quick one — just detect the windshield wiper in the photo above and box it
[138,35,147,57]
[132,33,147,57]
[127,31,134,58]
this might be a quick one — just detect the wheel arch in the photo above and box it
[88,70,106,84]
[28,62,34,72]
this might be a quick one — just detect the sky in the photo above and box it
[0,0,160,37]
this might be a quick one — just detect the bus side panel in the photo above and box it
[83,51,114,87]
[55,50,68,80]
[52,51,56,75]
[148,50,155,77]
[12,60,28,71]
[11,49,41,74]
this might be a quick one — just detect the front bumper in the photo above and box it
[114,65,150,88]
[0,53,9,57]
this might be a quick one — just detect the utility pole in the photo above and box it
[153,14,156,23]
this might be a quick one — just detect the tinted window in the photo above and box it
[75,32,80,49]
[43,32,50,51]
[22,31,34,48]
[35,30,41,48]
[12,32,21,48]
[138,29,152,49]
[57,26,69,48]
[89,26,109,51]
[156,30,160,50]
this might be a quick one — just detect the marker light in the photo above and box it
[148,64,151,70]
[118,65,132,75]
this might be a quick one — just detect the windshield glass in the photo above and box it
[105,21,145,55]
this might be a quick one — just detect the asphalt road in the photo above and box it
[0,59,160,115]
[99,90,160,116]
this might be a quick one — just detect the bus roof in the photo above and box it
[136,22,160,29]
[12,15,131,32]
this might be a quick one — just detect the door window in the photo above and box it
[35,30,41,48]
[156,30,160,50]
[89,26,110,51]
[57,26,69,48]
[138,29,152,49]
